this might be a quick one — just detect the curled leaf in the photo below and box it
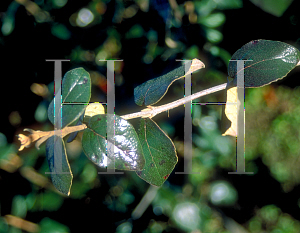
[222,84,238,136]
[134,59,205,106]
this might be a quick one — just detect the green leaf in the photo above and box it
[11,195,27,218]
[51,23,71,40]
[215,0,243,9]
[46,135,73,195]
[228,40,300,88]
[134,59,205,106]
[250,0,293,17]
[136,118,177,186]
[30,191,64,211]
[134,64,191,106]
[199,13,226,28]
[39,218,70,233]
[82,114,145,170]
[48,67,91,128]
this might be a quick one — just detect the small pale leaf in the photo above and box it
[222,84,238,136]
[83,103,105,123]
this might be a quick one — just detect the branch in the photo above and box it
[131,185,159,219]
[17,76,227,150]
[121,83,227,120]
[4,215,40,233]
[17,124,87,151]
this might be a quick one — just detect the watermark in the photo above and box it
[45,59,70,175]
[98,60,124,175]
[175,60,200,175]
[47,59,253,176]
[228,60,253,174]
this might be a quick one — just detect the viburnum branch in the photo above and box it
[17,59,228,150]
[121,83,227,120]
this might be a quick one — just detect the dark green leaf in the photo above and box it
[48,67,91,128]
[30,192,64,211]
[39,218,70,233]
[46,135,73,196]
[136,118,177,186]
[215,0,242,9]
[228,40,300,88]
[82,114,145,170]
[134,64,190,106]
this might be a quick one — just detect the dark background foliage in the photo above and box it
[1,0,300,232]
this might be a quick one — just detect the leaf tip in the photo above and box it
[189,59,205,73]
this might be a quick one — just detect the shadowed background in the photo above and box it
[1,0,300,232]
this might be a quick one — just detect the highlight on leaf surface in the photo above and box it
[134,58,205,106]
[48,67,91,128]
[136,118,177,186]
[82,114,145,171]
[228,39,300,88]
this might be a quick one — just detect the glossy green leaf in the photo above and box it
[134,63,191,106]
[136,118,177,186]
[46,135,73,196]
[228,40,300,88]
[82,114,145,170]
[48,67,91,128]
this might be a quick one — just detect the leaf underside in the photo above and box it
[46,135,73,196]
[222,84,238,137]
[134,63,191,106]
[228,39,300,88]
[82,114,145,171]
[136,118,178,186]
